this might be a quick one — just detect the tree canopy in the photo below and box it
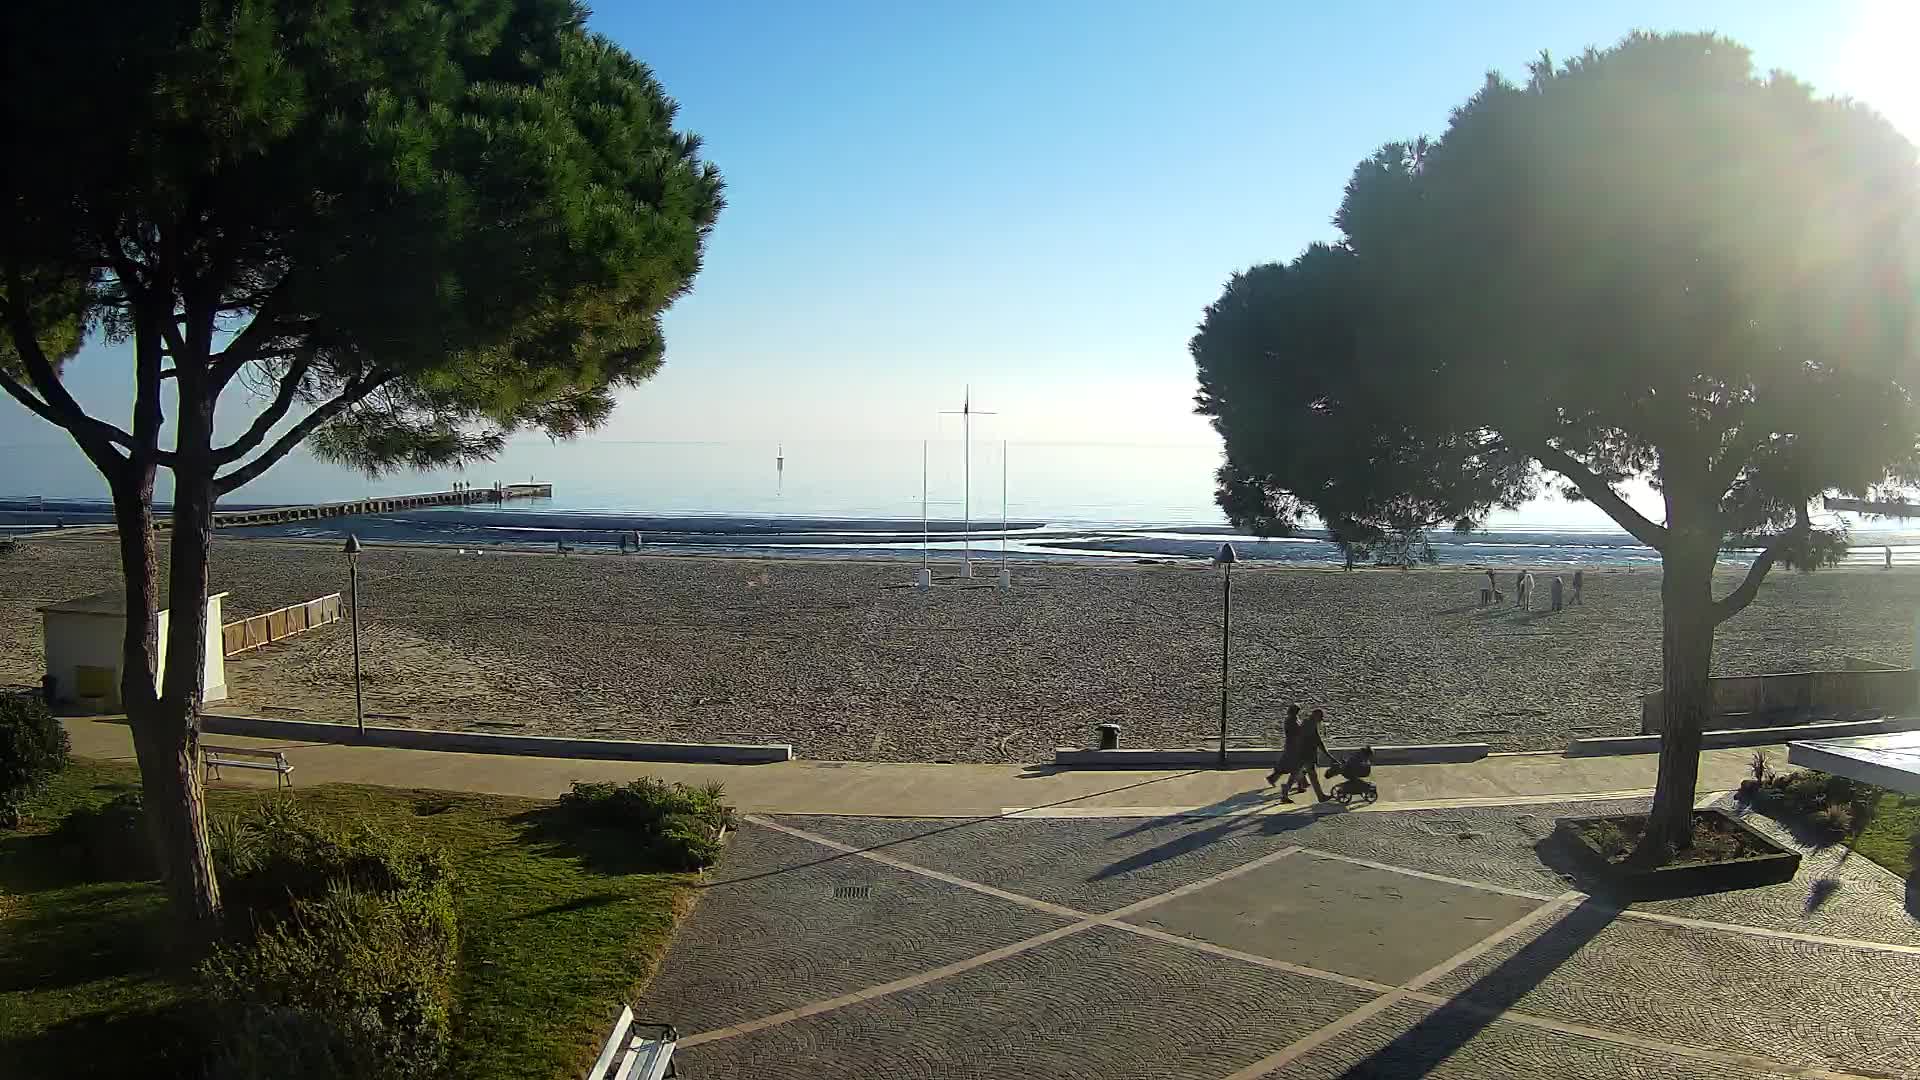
[0,0,723,922]
[1,0,723,489]
[1194,31,1920,854]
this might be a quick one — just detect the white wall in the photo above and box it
[42,594,227,707]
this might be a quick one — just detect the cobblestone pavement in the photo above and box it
[642,799,1920,1080]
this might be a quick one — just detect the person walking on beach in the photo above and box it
[1572,568,1584,605]
[1283,708,1330,803]
[1550,574,1564,611]
[1266,704,1302,788]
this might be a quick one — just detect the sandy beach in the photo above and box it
[4,534,1917,762]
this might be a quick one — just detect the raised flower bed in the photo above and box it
[1554,808,1800,898]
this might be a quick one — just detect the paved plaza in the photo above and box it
[643,796,1920,1080]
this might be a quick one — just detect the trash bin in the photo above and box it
[1095,723,1121,750]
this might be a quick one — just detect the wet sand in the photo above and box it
[4,535,1916,761]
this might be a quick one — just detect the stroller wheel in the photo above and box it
[1358,783,1379,805]
[1332,782,1356,806]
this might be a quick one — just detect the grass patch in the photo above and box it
[1852,788,1920,879]
[0,759,702,1078]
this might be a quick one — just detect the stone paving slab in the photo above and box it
[780,812,1317,913]
[1424,899,1920,1077]
[635,823,1071,1034]
[784,802,1920,946]
[1631,797,1920,946]
[1270,1000,1807,1080]
[672,924,1379,1080]
[1123,853,1546,985]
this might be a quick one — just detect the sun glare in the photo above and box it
[1844,0,1920,142]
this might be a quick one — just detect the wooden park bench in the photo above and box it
[587,1006,677,1080]
[201,745,295,791]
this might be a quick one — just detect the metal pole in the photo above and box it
[1001,439,1008,573]
[350,558,364,738]
[922,440,930,571]
[963,387,972,578]
[1219,563,1230,768]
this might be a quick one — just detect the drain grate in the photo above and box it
[833,885,872,900]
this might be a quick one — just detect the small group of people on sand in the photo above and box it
[1487,567,1583,611]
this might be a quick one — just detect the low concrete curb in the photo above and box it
[199,714,792,764]
[1050,742,1490,768]
[1566,714,1920,757]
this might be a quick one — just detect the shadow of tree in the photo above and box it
[1341,897,1617,1076]
[512,892,627,921]
[8,998,204,1079]
[510,805,676,877]
[0,880,177,995]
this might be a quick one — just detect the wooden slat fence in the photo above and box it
[222,592,342,657]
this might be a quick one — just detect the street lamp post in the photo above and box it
[344,534,365,739]
[1213,542,1238,768]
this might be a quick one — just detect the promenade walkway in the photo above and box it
[64,718,1920,1078]
[66,718,1766,817]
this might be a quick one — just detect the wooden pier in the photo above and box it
[209,482,552,529]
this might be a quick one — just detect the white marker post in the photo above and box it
[916,440,932,589]
[999,440,1011,588]
[942,387,994,578]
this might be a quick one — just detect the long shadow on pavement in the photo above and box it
[700,769,1203,890]
[1338,896,1616,1077]
[1091,794,1327,880]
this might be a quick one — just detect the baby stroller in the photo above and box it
[1323,747,1378,806]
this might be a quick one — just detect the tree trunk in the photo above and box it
[1640,539,1717,859]
[133,379,224,925]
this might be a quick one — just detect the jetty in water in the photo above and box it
[1824,496,1920,518]
[206,482,553,530]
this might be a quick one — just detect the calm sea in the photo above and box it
[4,437,1916,568]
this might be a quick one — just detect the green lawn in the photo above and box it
[0,758,700,1079]
[1854,787,1920,880]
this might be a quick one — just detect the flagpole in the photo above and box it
[1000,440,1008,575]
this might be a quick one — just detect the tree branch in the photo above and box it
[1712,502,1809,624]
[1528,440,1669,550]
[208,276,293,389]
[0,281,134,469]
[213,373,394,495]
[212,355,312,465]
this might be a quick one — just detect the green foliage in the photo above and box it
[201,880,459,1080]
[1743,768,1871,839]
[1194,31,1920,569]
[559,777,733,870]
[214,802,453,932]
[0,693,69,825]
[55,791,157,881]
[202,804,459,1079]
[5,760,701,1079]
[1193,31,1920,853]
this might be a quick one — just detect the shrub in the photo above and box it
[1813,802,1855,837]
[204,812,459,1080]
[0,691,69,826]
[559,777,733,870]
[1745,768,1871,839]
[202,881,459,1080]
[55,791,156,880]
[216,804,452,927]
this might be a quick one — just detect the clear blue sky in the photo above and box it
[5,1,1912,474]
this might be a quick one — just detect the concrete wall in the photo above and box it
[1639,668,1917,733]
[41,611,126,707]
[42,596,226,707]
